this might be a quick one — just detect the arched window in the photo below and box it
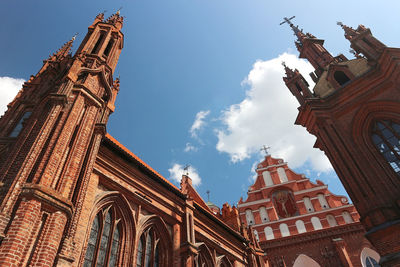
[259,206,269,222]
[311,217,323,230]
[342,211,353,223]
[195,244,213,267]
[84,207,122,267]
[326,214,338,227]
[9,111,32,137]
[365,256,380,267]
[277,167,288,183]
[262,171,273,186]
[317,194,329,209]
[279,223,290,237]
[361,247,381,267]
[136,227,162,267]
[371,120,400,175]
[295,220,306,234]
[303,197,314,212]
[334,71,350,86]
[245,209,255,225]
[264,227,274,240]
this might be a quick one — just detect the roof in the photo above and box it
[104,133,183,196]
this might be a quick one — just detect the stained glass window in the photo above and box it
[365,256,380,267]
[371,121,400,175]
[9,111,32,137]
[84,207,121,267]
[136,228,163,267]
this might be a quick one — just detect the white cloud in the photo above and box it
[184,142,198,152]
[168,163,202,187]
[216,53,332,172]
[0,77,25,116]
[190,110,210,138]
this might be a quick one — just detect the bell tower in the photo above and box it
[0,12,123,266]
[283,18,400,267]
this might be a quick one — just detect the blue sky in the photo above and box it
[1,1,399,208]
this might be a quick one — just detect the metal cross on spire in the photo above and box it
[260,145,271,156]
[206,190,210,202]
[183,164,190,176]
[280,16,302,37]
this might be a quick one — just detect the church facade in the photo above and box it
[238,155,379,266]
[283,18,400,267]
[0,13,265,267]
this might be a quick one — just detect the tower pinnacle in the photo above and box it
[280,16,306,43]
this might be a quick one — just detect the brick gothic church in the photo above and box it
[0,11,397,267]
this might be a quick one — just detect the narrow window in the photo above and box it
[245,209,255,225]
[9,111,32,137]
[103,39,114,57]
[136,227,164,267]
[253,230,259,242]
[264,227,274,240]
[279,223,290,237]
[295,220,306,234]
[91,32,106,54]
[259,206,269,222]
[326,214,338,227]
[371,120,400,175]
[342,211,353,223]
[311,217,323,230]
[303,197,314,213]
[317,193,329,209]
[83,207,122,267]
[334,71,350,86]
[277,167,288,183]
[262,171,273,186]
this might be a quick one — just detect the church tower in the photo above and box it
[0,12,123,265]
[283,18,400,266]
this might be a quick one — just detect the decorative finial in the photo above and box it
[183,164,190,176]
[72,32,78,41]
[337,21,343,27]
[117,6,122,15]
[281,61,287,68]
[206,190,210,202]
[260,145,271,156]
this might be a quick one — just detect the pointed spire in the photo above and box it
[337,22,359,41]
[282,61,296,80]
[280,16,307,44]
[48,34,77,61]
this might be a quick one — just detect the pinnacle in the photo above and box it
[337,21,358,40]
[48,34,76,61]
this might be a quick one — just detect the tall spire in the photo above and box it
[47,34,77,61]
[280,16,306,44]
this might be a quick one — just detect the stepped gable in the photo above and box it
[238,154,359,242]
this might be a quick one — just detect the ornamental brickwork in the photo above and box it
[0,13,265,267]
[283,18,400,266]
[238,155,378,266]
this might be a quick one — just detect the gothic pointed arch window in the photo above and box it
[136,227,163,267]
[371,120,400,175]
[83,206,122,267]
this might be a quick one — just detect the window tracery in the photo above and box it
[84,207,121,267]
[136,227,162,267]
[371,120,400,175]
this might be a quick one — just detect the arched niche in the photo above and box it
[293,254,321,267]
[360,247,381,267]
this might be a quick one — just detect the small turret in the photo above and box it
[338,22,386,62]
[282,62,313,105]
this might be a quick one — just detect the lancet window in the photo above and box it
[83,206,122,267]
[371,120,400,175]
[136,227,162,267]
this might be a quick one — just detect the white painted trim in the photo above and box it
[238,198,271,208]
[294,185,328,195]
[248,204,354,227]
